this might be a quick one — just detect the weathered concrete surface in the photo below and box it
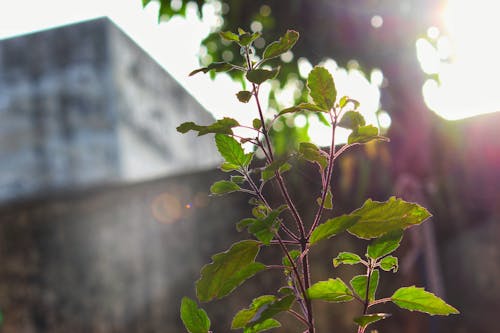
[0,156,489,333]
[0,18,219,203]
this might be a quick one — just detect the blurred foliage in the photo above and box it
[143,0,445,154]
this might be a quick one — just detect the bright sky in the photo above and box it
[1,0,499,144]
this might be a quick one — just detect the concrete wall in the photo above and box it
[0,18,219,203]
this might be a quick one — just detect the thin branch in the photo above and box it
[308,111,338,236]
[288,309,310,326]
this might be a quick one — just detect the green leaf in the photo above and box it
[338,111,366,130]
[350,270,379,302]
[189,62,235,76]
[339,96,360,109]
[177,118,239,136]
[247,68,280,85]
[239,32,261,46]
[307,66,336,110]
[310,214,360,246]
[233,295,294,330]
[237,90,253,103]
[316,187,333,210]
[180,297,211,333]
[333,252,362,267]
[210,180,240,195]
[380,255,399,272]
[391,286,459,315]
[367,229,404,259]
[219,30,240,42]
[215,134,252,167]
[237,206,286,245]
[263,30,299,60]
[347,197,432,239]
[348,125,389,144]
[299,142,328,169]
[261,157,291,182]
[220,162,240,172]
[232,295,277,329]
[278,102,326,116]
[354,313,391,329]
[142,0,152,7]
[252,118,262,130]
[231,175,246,184]
[307,278,354,302]
[282,249,301,267]
[244,319,281,333]
[196,240,266,302]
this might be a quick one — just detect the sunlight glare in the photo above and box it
[421,0,500,120]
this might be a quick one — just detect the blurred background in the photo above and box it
[0,0,499,332]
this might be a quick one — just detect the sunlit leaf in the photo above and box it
[367,229,403,259]
[348,125,389,144]
[348,197,431,239]
[180,297,211,333]
[210,180,240,195]
[339,96,360,109]
[220,162,240,172]
[307,66,336,110]
[307,278,354,302]
[282,249,301,267]
[333,252,362,267]
[239,32,261,46]
[247,68,280,85]
[350,270,379,302]
[391,286,459,315]
[278,102,326,116]
[196,240,266,302]
[231,175,246,184]
[379,255,399,272]
[219,30,240,42]
[215,134,252,167]
[309,215,360,245]
[316,187,333,210]
[263,30,299,60]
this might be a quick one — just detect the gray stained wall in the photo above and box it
[0,18,220,203]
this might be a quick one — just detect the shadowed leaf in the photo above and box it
[247,68,280,85]
[354,313,391,329]
[189,62,235,76]
[263,30,299,60]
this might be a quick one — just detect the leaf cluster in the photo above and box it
[176,28,458,333]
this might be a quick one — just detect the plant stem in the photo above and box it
[244,46,314,332]
[308,111,337,236]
